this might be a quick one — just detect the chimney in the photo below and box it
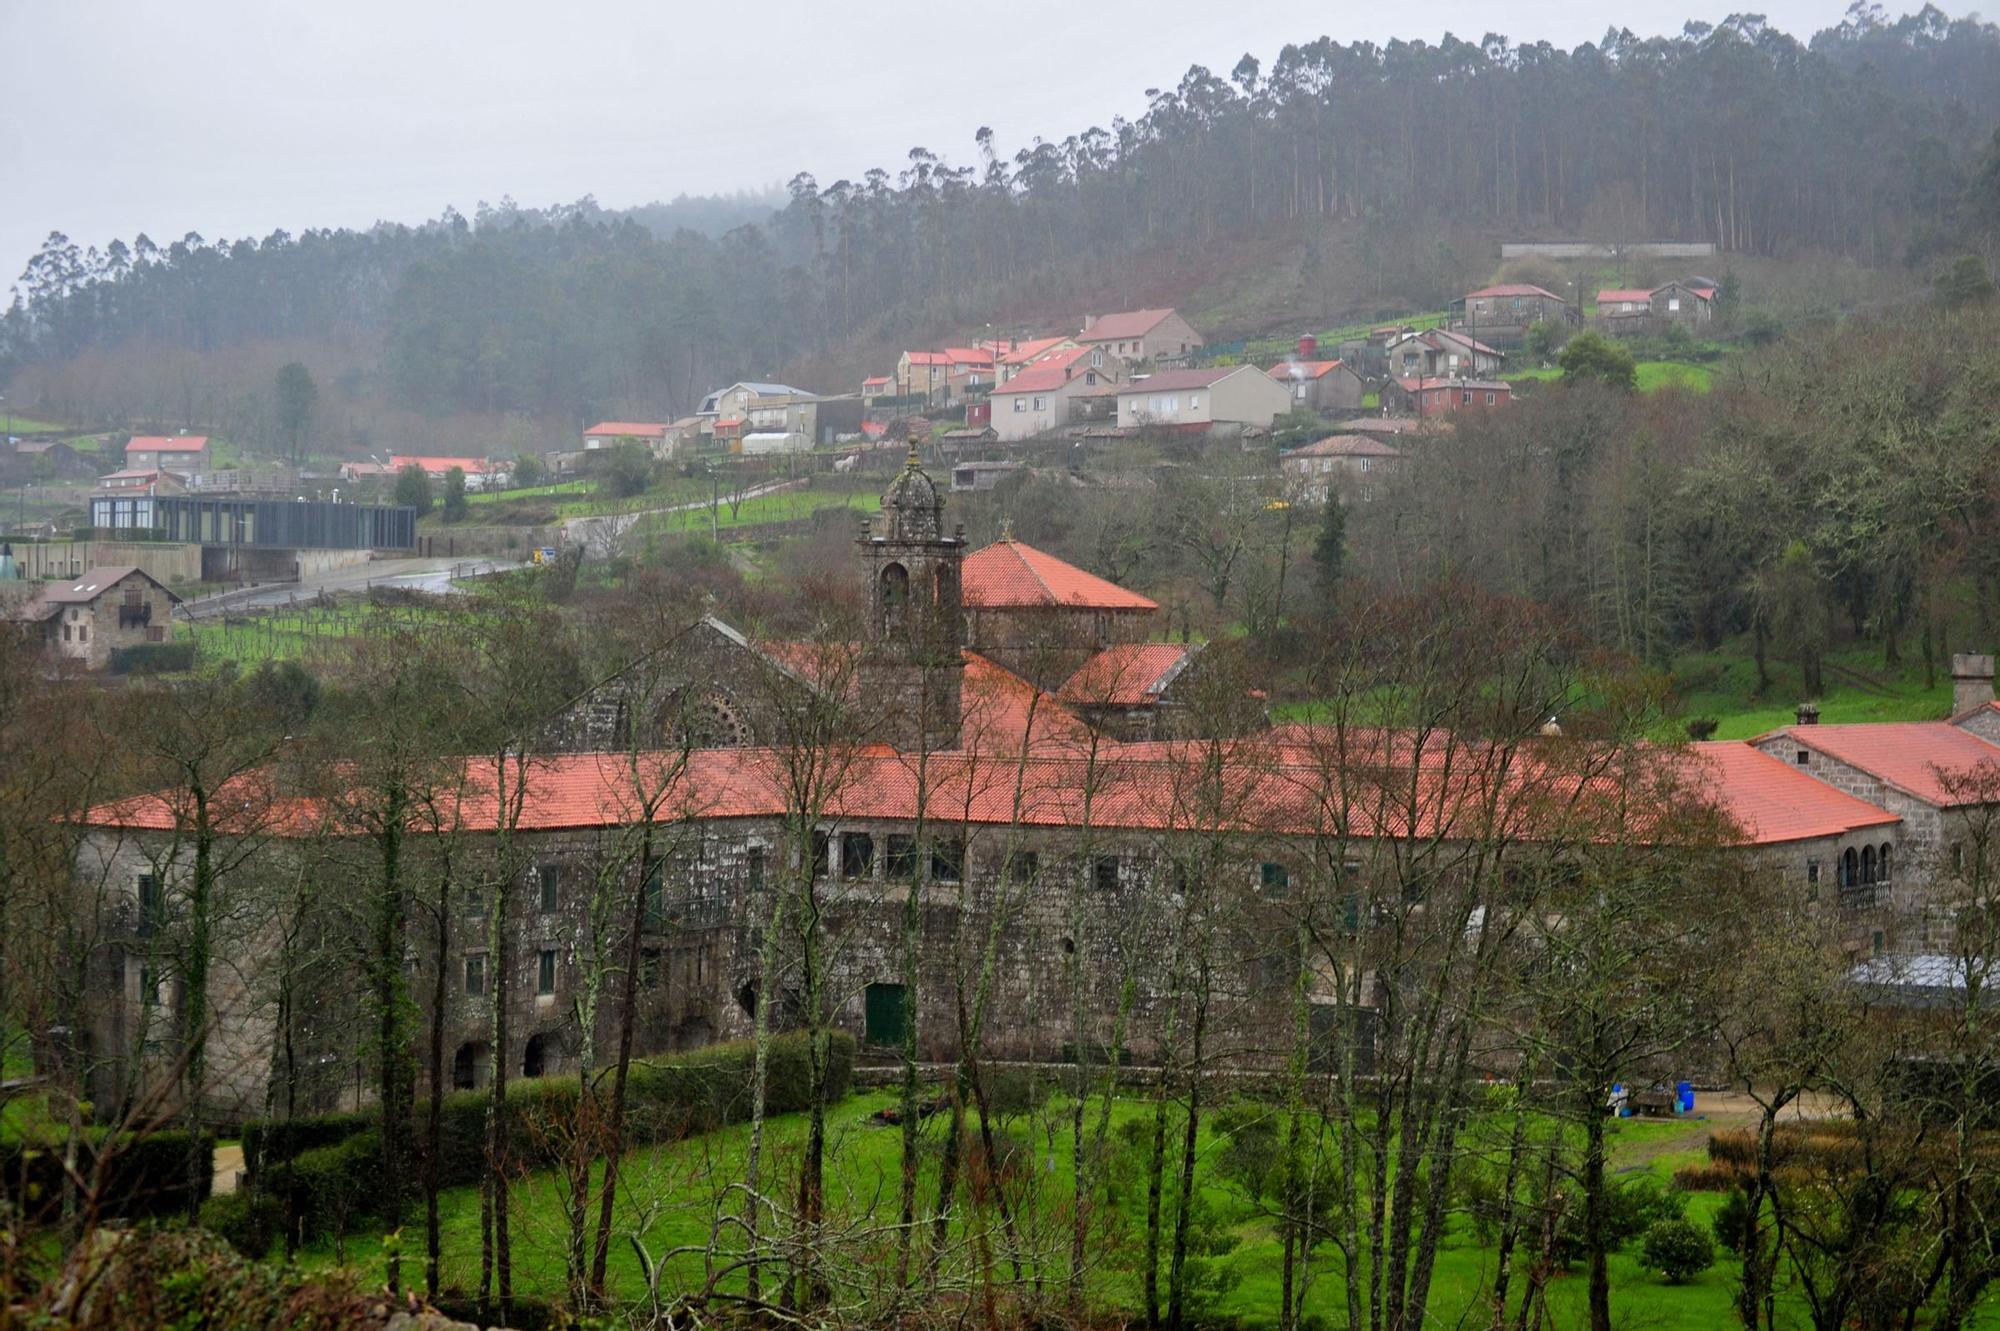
[1795,702,1820,726]
[1953,653,1996,715]
[1082,314,1097,333]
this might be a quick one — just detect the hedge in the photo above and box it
[2,1128,214,1219]
[109,641,197,674]
[244,1031,853,1240]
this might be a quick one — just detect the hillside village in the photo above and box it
[7,6,2000,1330]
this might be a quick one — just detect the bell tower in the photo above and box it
[857,448,965,751]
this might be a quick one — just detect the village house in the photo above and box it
[2,565,181,669]
[389,455,507,490]
[949,460,1020,492]
[122,435,211,474]
[696,382,815,425]
[1,439,97,486]
[1384,329,1506,381]
[96,468,187,497]
[1266,359,1366,413]
[1448,284,1580,343]
[988,356,1119,442]
[1595,280,1718,334]
[1115,365,1292,433]
[1077,309,1204,365]
[895,349,993,405]
[861,375,893,404]
[582,421,669,453]
[1279,434,1400,502]
[990,336,1083,383]
[1384,377,1512,419]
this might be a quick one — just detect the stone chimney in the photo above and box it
[1953,653,1996,715]
[1795,702,1820,726]
[1081,313,1097,332]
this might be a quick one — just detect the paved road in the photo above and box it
[177,556,518,620]
[562,478,802,558]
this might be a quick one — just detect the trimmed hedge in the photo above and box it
[109,641,197,674]
[2,1128,214,1219]
[245,1031,853,1240]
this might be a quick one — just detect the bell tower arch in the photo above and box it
[858,448,965,751]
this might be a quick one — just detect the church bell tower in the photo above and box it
[857,448,965,751]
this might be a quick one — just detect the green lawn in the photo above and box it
[288,1088,1758,1329]
[465,479,593,505]
[1671,641,1952,740]
[185,600,456,666]
[1,416,72,437]
[1503,361,1714,393]
[627,485,877,539]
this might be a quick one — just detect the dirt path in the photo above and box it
[211,1141,243,1196]
[1610,1089,1847,1173]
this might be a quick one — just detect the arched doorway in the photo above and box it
[522,1031,555,1079]
[452,1041,489,1091]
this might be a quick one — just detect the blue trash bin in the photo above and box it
[1676,1081,1694,1114]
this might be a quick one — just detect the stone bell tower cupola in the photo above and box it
[857,449,966,751]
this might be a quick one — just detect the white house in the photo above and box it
[1114,366,1292,432]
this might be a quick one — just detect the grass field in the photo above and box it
[626,484,877,540]
[1504,361,1713,393]
[291,1088,1752,1329]
[1,415,73,436]
[1670,641,1952,739]
[185,600,456,666]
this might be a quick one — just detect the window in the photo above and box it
[77,625,87,642]
[886,835,918,879]
[1461,390,1474,405]
[642,858,664,927]
[464,953,486,997]
[537,863,560,913]
[841,831,874,880]
[139,962,159,1007]
[1841,847,1858,889]
[1188,394,1201,411]
[1296,385,1308,400]
[1796,749,1810,765]
[1668,297,1681,312]
[137,873,163,935]
[1879,843,1892,882]
[640,948,663,989]
[1032,396,1047,411]
[1872,930,1885,957]
[1007,850,1038,884]
[1012,398,1025,413]
[931,838,964,883]
[537,949,557,996]
[1486,392,1496,405]
[748,846,766,891]
[62,624,71,642]
[1806,860,1820,901]
[1093,854,1120,892]
[1260,862,1290,896]
[810,830,831,879]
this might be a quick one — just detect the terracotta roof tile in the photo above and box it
[125,436,209,452]
[1681,742,1900,844]
[962,539,1157,612]
[1059,643,1193,706]
[1761,723,2000,807]
[584,421,668,437]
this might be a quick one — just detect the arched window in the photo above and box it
[933,563,959,611]
[879,562,909,635]
[1861,845,1877,885]
[1841,847,1858,889]
[1879,843,1893,883]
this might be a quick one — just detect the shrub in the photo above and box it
[109,641,197,674]
[1553,1175,1685,1265]
[239,1031,854,1241]
[1641,1217,1715,1283]
[0,1128,214,1219]
[1671,1163,1739,1191]
[199,1188,283,1258]
[1711,1188,1755,1255]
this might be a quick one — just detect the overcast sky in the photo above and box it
[3,0,1855,286]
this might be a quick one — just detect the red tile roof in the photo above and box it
[995,337,1071,365]
[1464,284,1567,301]
[1397,377,1511,393]
[1760,723,2000,807]
[862,376,891,387]
[991,364,1083,396]
[126,435,209,452]
[1060,643,1193,706]
[390,455,496,475]
[1680,742,1900,845]
[1080,309,1178,342]
[905,348,994,368]
[584,421,668,438]
[1597,289,1655,305]
[1284,435,1401,459]
[962,538,1157,612]
[1267,359,1348,381]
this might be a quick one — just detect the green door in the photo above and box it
[865,983,909,1047]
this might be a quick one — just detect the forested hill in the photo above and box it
[7,7,2000,432]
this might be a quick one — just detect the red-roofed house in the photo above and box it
[990,336,1084,382]
[1386,377,1512,418]
[861,375,893,404]
[1595,281,1718,333]
[1266,359,1365,412]
[96,468,187,497]
[1059,641,1199,739]
[962,534,1158,677]
[1077,308,1204,365]
[390,455,507,489]
[896,348,995,405]
[123,435,211,473]
[988,359,1118,441]
[1280,435,1400,501]
[1115,366,1291,432]
[1449,284,1579,341]
[582,421,668,451]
